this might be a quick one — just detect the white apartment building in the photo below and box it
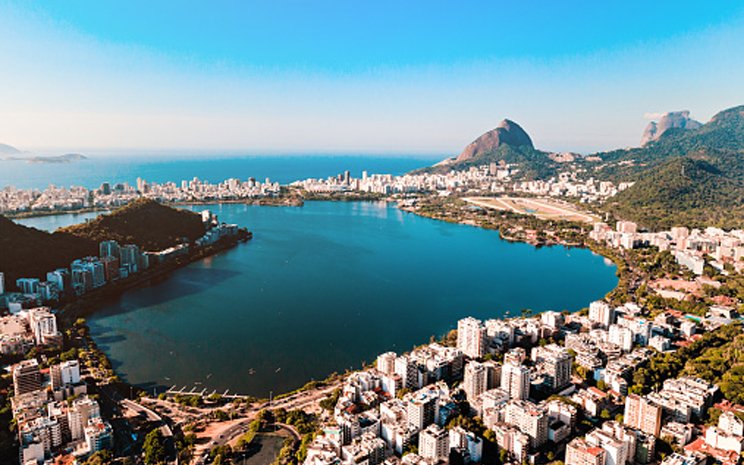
[457,317,487,359]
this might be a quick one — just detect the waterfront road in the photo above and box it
[191,380,340,465]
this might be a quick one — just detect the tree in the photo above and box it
[143,428,167,465]
[84,451,111,465]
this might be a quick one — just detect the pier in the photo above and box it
[165,385,253,400]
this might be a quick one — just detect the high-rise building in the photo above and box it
[566,437,607,465]
[68,396,101,440]
[16,278,40,295]
[51,360,81,390]
[377,352,396,375]
[589,301,614,328]
[464,361,489,402]
[624,394,662,437]
[85,418,113,453]
[616,221,638,234]
[394,355,418,389]
[419,424,449,461]
[119,244,141,274]
[46,269,69,294]
[608,325,634,352]
[13,359,42,395]
[586,428,629,465]
[457,317,487,359]
[501,360,530,400]
[99,240,120,259]
[531,344,573,390]
[27,307,59,345]
[406,391,437,430]
[505,400,548,448]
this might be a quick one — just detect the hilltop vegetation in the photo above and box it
[0,216,97,288]
[0,199,207,290]
[61,198,206,250]
[593,105,744,229]
[604,155,744,229]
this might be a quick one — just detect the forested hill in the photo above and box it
[0,199,207,290]
[0,216,97,289]
[60,198,206,250]
[592,105,744,229]
[590,105,744,181]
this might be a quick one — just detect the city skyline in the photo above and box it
[1,1,744,154]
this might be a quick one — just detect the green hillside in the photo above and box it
[0,216,97,289]
[605,155,744,229]
[61,198,206,250]
[1,199,207,290]
[594,105,744,229]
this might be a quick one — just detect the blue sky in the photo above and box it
[1,1,743,154]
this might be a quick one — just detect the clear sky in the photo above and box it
[1,1,743,155]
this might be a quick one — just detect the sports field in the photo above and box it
[464,196,601,224]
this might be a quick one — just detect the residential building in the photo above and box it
[13,359,42,396]
[457,317,486,359]
[624,394,662,437]
[566,437,607,465]
[501,360,530,400]
[419,424,449,462]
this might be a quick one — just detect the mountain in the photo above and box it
[595,104,744,229]
[640,111,702,146]
[421,119,557,179]
[0,143,22,156]
[60,198,206,250]
[0,216,97,290]
[605,155,744,229]
[455,119,534,162]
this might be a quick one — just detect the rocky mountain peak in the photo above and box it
[641,110,702,146]
[455,119,534,162]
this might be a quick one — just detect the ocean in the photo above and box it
[0,154,440,190]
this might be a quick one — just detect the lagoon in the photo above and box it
[25,201,617,397]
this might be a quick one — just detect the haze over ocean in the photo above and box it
[0,155,439,190]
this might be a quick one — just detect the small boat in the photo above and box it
[248,368,256,375]
[275,367,282,373]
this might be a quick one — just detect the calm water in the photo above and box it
[0,154,438,190]
[22,201,613,397]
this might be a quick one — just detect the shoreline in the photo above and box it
[75,198,622,398]
[57,232,251,328]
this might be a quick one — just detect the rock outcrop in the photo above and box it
[456,119,534,162]
[641,111,702,146]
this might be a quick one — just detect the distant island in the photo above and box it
[0,143,88,163]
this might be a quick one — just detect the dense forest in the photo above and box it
[60,198,206,250]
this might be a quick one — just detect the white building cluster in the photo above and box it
[292,164,628,203]
[590,221,744,275]
[0,176,280,215]
[10,358,113,464]
[0,306,61,355]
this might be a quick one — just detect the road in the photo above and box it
[190,380,341,465]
